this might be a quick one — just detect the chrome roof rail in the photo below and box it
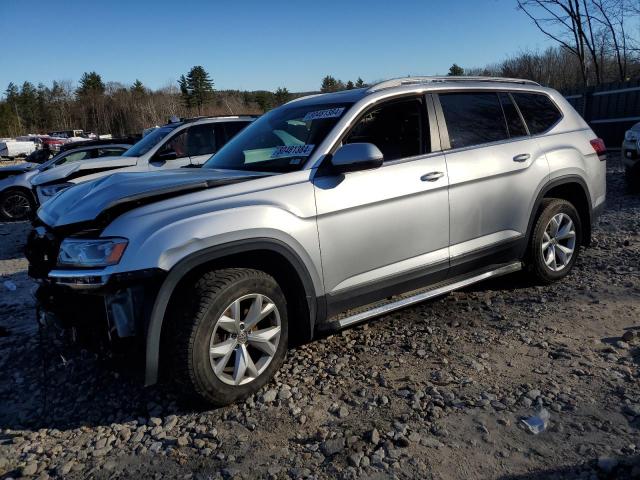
[367,76,541,93]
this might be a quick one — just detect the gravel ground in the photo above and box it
[0,168,638,480]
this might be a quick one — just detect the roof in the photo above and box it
[170,115,259,127]
[287,76,545,107]
[367,76,540,92]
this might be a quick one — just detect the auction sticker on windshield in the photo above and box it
[302,107,345,122]
[270,145,314,158]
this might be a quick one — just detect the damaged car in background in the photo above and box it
[26,76,606,406]
[0,142,133,220]
[30,116,255,204]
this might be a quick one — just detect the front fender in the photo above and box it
[142,237,319,385]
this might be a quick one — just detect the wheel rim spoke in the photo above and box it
[247,326,280,356]
[243,294,263,329]
[217,314,237,333]
[233,344,258,384]
[210,338,237,375]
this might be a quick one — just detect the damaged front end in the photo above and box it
[26,223,165,371]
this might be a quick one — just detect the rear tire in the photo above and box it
[169,268,288,406]
[528,199,582,284]
[0,189,35,221]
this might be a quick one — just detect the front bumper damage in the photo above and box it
[26,223,166,368]
[35,269,165,345]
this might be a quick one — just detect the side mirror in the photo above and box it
[331,143,383,174]
[153,150,177,163]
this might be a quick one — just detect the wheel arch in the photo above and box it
[0,185,36,200]
[144,238,318,385]
[525,175,593,250]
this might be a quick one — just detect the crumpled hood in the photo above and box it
[38,168,270,228]
[31,155,138,186]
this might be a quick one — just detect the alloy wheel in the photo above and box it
[1,193,31,220]
[541,213,576,272]
[208,293,281,386]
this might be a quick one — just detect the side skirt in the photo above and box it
[322,261,522,330]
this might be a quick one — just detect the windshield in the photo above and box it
[122,125,178,157]
[203,103,352,172]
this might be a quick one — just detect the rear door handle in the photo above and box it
[421,171,445,182]
[513,153,531,162]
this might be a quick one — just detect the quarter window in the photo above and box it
[498,93,528,138]
[439,92,508,149]
[344,98,426,161]
[511,93,562,135]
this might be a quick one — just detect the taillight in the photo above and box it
[590,138,607,160]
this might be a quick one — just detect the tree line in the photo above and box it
[2,0,639,138]
[0,66,305,138]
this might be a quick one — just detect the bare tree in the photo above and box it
[517,0,598,85]
[518,0,640,85]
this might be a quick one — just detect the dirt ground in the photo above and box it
[0,167,638,480]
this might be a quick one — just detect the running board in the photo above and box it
[327,262,522,330]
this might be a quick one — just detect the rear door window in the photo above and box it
[511,93,562,135]
[439,92,508,149]
[344,97,427,161]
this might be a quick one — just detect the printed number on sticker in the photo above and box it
[302,108,345,122]
[270,145,315,158]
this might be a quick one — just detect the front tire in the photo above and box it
[529,199,582,283]
[169,268,288,406]
[0,189,35,221]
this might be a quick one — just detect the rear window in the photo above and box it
[512,93,562,135]
[439,92,508,149]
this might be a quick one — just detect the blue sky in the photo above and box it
[1,0,552,93]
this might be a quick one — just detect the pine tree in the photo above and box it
[77,72,105,97]
[255,91,272,112]
[178,74,191,109]
[3,82,21,134]
[448,64,464,76]
[19,82,38,131]
[131,79,146,95]
[320,75,345,93]
[274,87,290,106]
[355,77,366,88]
[346,80,355,90]
[178,66,215,115]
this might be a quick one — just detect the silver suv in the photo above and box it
[26,77,607,405]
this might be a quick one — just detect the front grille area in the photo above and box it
[25,226,60,279]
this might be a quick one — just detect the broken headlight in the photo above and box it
[57,238,128,268]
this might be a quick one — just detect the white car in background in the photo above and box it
[0,141,37,159]
[31,116,255,204]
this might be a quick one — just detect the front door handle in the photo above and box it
[513,153,531,162]
[421,171,445,182]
